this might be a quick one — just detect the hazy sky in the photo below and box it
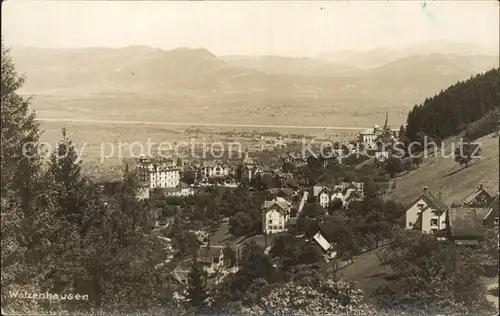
[2,1,498,57]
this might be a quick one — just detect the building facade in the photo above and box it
[200,161,230,179]
[312,182,364,209]
[197,245,225,275]
[241,150,262,182]
[262,197,292,234]
[405,187,448,234]
[358,112,398,149]
[137,156,181,189]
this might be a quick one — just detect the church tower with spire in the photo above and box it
[383,111,389,131]
[375,111,394,147]
[242,146,253,165]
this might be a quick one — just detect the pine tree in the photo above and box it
[187,262,208,309]
[405,68,500,142]
[1,42,41,209]
[1,40,67,314]
[398,125,406,139]
[47,127,88,227]
[117,163,146,231]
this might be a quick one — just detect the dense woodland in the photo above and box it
[1,43,498,315]
[405,68,500,142]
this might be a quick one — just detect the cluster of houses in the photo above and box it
[405,184,499,245]
[135,148,304,200]
[136,112,398,201]
[312,182,364,208]
[260,181,365,235]
[135,152,249,199]
[166,229,241,300]
[303,183,499,260]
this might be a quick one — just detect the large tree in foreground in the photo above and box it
[375,229,494,315]
[1,40,65,314]
[187,262,208,309]
[47,127,88,228]
[241,278,375,316]
[0,41,42,207]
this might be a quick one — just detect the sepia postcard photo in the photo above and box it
[1,1,499,315]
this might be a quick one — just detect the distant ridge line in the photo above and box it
[35,118,368,130]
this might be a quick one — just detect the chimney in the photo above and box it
[423,186,428,194]
[479,184,483,191]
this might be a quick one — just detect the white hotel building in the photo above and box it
[137,156,181,189]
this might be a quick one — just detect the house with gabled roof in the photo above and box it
[405,186,448,234]
[330,182,364,209]
[462,184,495,208]
[312,185,332,208]
[314,222,338,259]
[168,264,190,287]
[160,182,195,197]
[262,197,292,234]
[435,207,489,246]
[241,150,262,183]
[196,245,224,275]
[313,231,332,252]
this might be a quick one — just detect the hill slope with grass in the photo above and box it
[386,132,499,206]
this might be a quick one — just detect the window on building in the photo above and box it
[268,219,272,224]
[430,219,438,226]
[278,226,283,230]
[408,222,413,226]
[417,203,424,209]
[268,226,272,231]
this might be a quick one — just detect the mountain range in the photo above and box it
[10,41,499,100]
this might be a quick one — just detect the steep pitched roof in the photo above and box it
[332,184,343,193]
[408,190,448,215]
[341,182,363,192]
[170,269,190,285]
[262,198,291,214]
[360,128,375,135]
[197,246,223,264]
[313,231,332,252]
[448,207,488,237]
[203,160,228,168]
[345,190,363,202]
[313,185,331,197]
[463,187,494,206]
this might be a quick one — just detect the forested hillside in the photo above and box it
[405,68,500,141]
